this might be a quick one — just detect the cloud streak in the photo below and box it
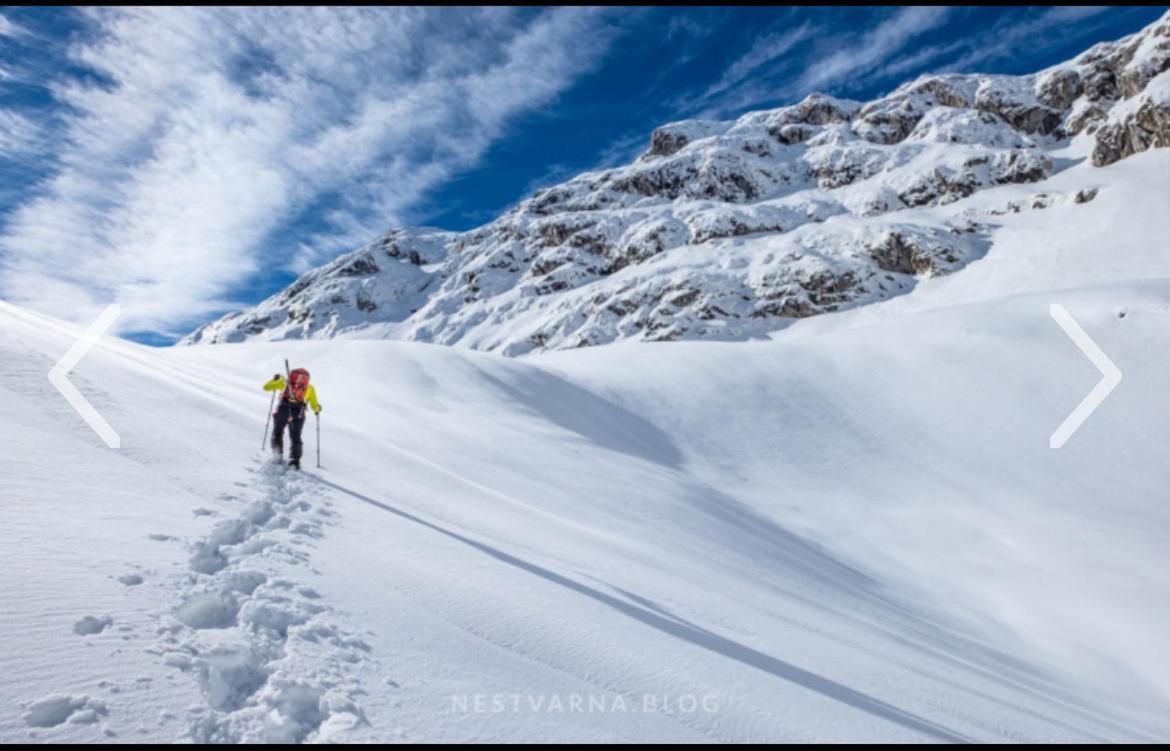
[794,7,952,95]
[706,22,812,97]
[685,8,952,119]
[0,7,620,336]
[854,7,1136,95]
[928,6,1118,75]
[0,109,43,160]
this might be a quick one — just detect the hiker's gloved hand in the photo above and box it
[315,405,322,415]
[273,373,281,380]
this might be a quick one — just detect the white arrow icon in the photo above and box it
[48,304,122,449]
[1049,304,1122,449]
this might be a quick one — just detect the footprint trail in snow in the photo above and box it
[148,458,373,743]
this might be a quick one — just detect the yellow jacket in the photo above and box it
[264,376,321,413]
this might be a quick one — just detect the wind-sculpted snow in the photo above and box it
[184,12,1170,353]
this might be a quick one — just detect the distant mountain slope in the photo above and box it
[183,11,1170,353]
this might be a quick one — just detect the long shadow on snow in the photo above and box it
[310,474,972,743]
[471,362,881,598]
[469,365,685,469]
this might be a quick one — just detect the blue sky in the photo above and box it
[0,6,1165,344]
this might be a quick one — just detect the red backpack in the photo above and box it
[286,368,310,402]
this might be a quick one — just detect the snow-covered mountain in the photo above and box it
[8,13,1170,741]
[183,11,1170,354]
[5,142,1170,740]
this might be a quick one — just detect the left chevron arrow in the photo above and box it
[47,304,122,449]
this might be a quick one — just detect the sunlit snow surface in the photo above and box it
[2,147,1169,741]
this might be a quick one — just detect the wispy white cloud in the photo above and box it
[702,21,813,104]
[789,5,1153,109]
[794,7,952,95]
[929,6,1117,75]
[0,7,621,335]
[685,8,951,118]
[0,12,15,37]
[641,10,734,95]
[0,109,44,160]
[866,37,967,83]
[1036,6,1113,25]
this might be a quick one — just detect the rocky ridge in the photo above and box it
[184,12,1170,354]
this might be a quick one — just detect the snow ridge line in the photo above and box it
[150,458,373,743]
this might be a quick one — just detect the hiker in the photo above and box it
[263,368,321,469]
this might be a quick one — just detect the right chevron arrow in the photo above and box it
[1048,304,1123,449]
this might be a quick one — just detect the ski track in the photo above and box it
[131,457,371,742]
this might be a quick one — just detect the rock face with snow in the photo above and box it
[183,12,1170,355]
[1092,71,1170,166]
[199,228,453,342]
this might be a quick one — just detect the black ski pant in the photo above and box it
[271,399,307,461]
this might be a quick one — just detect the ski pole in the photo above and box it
[316,412,321,469]
[261,388,276,450]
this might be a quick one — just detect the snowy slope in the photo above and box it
[183,11,1170,355]
[3,152,1170,743]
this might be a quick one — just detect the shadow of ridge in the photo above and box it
[312,475,973,743]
